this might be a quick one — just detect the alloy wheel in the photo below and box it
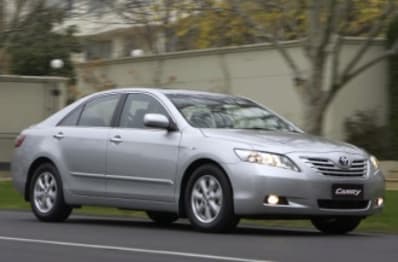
[33,171,58,213]
[190,175,223,224]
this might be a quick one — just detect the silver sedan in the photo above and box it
[11,88,385,234]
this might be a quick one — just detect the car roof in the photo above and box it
[94,87,232,98]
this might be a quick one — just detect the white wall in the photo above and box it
[75,39,388,141]
[0,75,68,164]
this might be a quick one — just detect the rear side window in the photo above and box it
[78,95,120,127]
[58,107,82,126]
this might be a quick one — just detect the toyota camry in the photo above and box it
[11,88,385,234]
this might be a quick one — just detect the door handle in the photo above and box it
[53,132,64,140]
[110,135,122,144]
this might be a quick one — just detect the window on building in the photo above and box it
[85,40,112,60]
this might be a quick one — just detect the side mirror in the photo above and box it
[143,113,175,130]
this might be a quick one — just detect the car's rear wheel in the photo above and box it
[185,164,239,233]
[311,217,362,234]
[30,163,72,222]
[146,211,179,225]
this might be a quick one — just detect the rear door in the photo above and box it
[106,93,181,202]
[56,94,121,196]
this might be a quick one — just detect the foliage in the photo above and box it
[86,0,193,53]
[68,0,394,51]
[344,111,390,159]
[6,3,80,82]
[387,15,398,159]
[230,0,398,135]
[176,0,391,50]
[73,0,398,136]
[345,0,391,35]
[175,0,300,49]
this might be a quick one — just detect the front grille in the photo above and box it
[318,200,369,209]
[301,157,367,177]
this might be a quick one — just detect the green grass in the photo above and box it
[0,181,145,217]
[1,180,397,233]
[0,180,30,210]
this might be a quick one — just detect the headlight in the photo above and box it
[234,149,300,172]
[370,155,379,170]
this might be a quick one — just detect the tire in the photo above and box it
[184,164,239,233]
[311,217,362,234]
[146,211,179,225]
[30,163,72,222]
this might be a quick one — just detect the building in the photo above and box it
[57,0,166,62]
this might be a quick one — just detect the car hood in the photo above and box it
[201,129,365,155]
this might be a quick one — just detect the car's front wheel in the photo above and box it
[185,164,239,233]
[311,217,362,234]
[30,163,72,222]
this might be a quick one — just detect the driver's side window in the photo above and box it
[119,93,168,128]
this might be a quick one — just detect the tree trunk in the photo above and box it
[218,54,231,94]
[153,58,163,87]
[302,101,326,135]
[0,0,4,33]
[298,59,327,136]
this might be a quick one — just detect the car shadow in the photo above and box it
[63,215,367,238]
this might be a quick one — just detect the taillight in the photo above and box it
[15,134,26,148]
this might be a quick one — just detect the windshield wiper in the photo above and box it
[239,127,300,133]
[239,127,274,131]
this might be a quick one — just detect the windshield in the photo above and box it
[166,93,297,132]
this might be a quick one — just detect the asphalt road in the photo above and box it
[0,211,397,262]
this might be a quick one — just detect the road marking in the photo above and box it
[0,236,274,262]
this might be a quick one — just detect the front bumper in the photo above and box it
[225,154,385,217]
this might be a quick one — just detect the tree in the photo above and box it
[111,0,185,85]
[177,0,392,49]
[387,15,398,158]
[229,0,398,135]
[176,0,398,135]
[70,0,193,86]
[71,0,193,54]
[64,0,398,133]
[176,0,306,49]
[0,0,79,78]
[0,0,31,73]
[5,2,80,80]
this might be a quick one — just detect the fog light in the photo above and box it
[266,194,280,205]
[377,197,384,207]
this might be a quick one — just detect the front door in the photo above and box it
[106,93,181,202]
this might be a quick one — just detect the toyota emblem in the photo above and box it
[338,156,351,168]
